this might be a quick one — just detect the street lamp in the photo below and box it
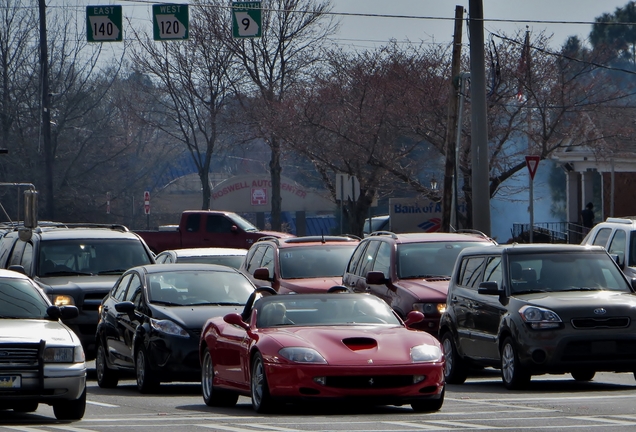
[430,178,438,191]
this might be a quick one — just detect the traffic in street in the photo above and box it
[3,369,636,431]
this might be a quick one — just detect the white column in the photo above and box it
[566,171,578,223]
[581,170,595,211]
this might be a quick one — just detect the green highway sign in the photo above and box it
[153,4,189,41]
[86,5,122,42]
[232,2,261,38]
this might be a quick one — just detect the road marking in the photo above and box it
[86,400,119,407]
[85,415,264,422]
[49,426,99,432]
[382,421,451,430]
[2,428,49,432]
[570,416,636,426]
[196,425,279,432]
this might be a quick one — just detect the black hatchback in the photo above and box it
[95,263,255,393]
[439,244,636,389]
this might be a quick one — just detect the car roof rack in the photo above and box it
[605,217,636,224]
[284,235,359,244]
[38,223,130,232]
[454,229,496,242]
[368,231,398,239]
[255,236,280,245]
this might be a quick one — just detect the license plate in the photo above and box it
[0,375,21,388]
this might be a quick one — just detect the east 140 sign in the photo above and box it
[153,4,189,40]
[232,2,261,38]
[86,5,122,42]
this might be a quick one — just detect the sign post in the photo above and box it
[232,2,262,38]
[86,5,122,42]
[106,192,111,215]
[525,155,540,243]
[153,4,189,40]
[144,191,150,230]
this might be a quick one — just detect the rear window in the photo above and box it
[280,245,357,279]
[397,241,491,279]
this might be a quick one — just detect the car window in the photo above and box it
[483,256,502,288]
[155,253,167,264]
[0,278,49,318]
[245,246,265,273]
[8,240,26,267]
[630,231,636,267]
[279,245,357,279]
[592,228,611,247]
[347,242,369,276]
[359,241,380,277]
[261,246,275,274]
[112,274,132,301]
[372,242,391,277]
[20,242,33,274]
[179,255,245,269]
[398,242,488,279]
[185,214,201,232]
[459,257,485,289]
[125,274,142,302]
[608,230,626,266]
[206,215,234,233]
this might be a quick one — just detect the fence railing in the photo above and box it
[511,222,588,244]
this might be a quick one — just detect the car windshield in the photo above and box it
[39,239,153,276]
[256,295,401,328]
[148,270,254,306]
[279,245,357,279]
[178,255,245,269]
[509,251,632,294]
[0,278,49,318]
[226,213,258,232]
[397,241,491,279]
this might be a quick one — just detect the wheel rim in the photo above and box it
[251,357,264,407]
[502,343,515,383]
[96,346,105,382]
[202,351,213,400]
[136,350,146,386]
[442,337,453,378]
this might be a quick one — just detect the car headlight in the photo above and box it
[44,346,85,363]
[519,305,562,329]
[150,318,189,337]
[279,347,327,364]
[412,303,446,315]
[410,344,443,363]
[49,294,74,306]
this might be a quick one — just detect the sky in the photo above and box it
[330,0,630,50]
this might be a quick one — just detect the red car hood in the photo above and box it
[279,277,343,294]
[262,326,440,366]
[396,278,449,301]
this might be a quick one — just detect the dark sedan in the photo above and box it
[95,263,256,393]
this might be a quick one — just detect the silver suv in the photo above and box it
[582,217,636,278]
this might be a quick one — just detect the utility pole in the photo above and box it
[468,0,491,236]
[38,0,54,220]
[441,5,464,232]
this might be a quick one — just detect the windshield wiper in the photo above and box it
[187,302,244,306]
[97,269,128,275]
[407,274,449,279]
[150,300,182,306]
[42,270,93,276]
[514,289,547,294]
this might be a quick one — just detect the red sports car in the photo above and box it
[199,289,445,413]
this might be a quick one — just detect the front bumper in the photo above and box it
[0,362,86,404]
[263,361,444,403]
[146,333,201,381]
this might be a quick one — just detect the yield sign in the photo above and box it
[525,155,540,181]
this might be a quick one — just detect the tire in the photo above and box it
[202,348,238,407]
[571,370,596,382]
[500,337,531,390]
[251,352,273,413]
[96,342,119,388]
[441,332,468,384]
[12,402,38,413]
[411,386,445,413]
[53,386,86,420]
[136,346,160,394]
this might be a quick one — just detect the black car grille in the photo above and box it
[571,317,630,329]
[561,340,636,362]
[325,375,414,389]
[0,341,43,371]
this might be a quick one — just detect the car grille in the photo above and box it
[0,341,44,371]
[561,340,636,362]
[325,375,415,389]
[571,317,630,329]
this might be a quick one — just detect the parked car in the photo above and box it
[240,235,360,294]
[439,243,636,389]
[155,247,247,269]
[342,231,495,335]
[95,263,256,393]
[581,217,636,277]
[0,223,155,359]
[199,291,445,413]
[0,269,87,420]
[134,210,293,253]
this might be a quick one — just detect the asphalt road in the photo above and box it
[3,367,636,431]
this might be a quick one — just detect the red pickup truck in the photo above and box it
[135,210,293,253]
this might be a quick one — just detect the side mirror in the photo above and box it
[404,310,424,327]
[23,189,38,229]
[224,312,249,330]
[253,267,271,282]
[231,225,238,233]
[114,301,136,314]
[611,253,625,269]
[477,281,502,295]
[366,271,388,285]
[8,265,26,275]
[47,305,79,320]
[631,278,636,291]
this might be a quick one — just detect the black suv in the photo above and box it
[439,243,636,389]
[0,223,155,358]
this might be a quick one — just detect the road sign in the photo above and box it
[144,191,150,215]
[86,5,122,42]
[153,4,189,40]
[335,174,360,201]
[232,2,262,38]
[525,155,540,180]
